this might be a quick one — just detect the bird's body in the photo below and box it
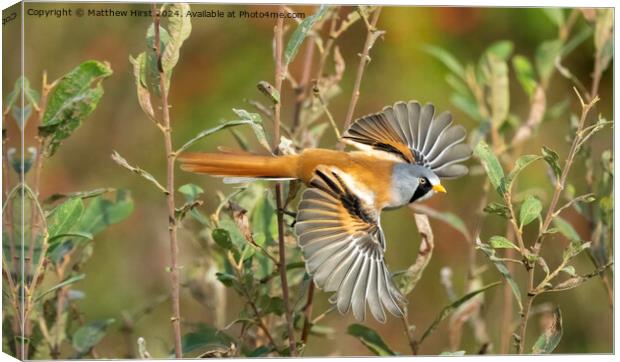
[180,148,424,209]
[179,100,471,323]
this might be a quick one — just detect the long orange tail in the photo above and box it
[178,152,299,179]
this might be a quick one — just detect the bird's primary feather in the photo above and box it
[342,100,472,179]
[295,166,406,323]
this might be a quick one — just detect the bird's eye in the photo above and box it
[419,178,426,184]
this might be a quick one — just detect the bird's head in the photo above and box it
[392,164,446,204]
[411,165,445,202]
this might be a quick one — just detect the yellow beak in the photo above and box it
[433,184,447,193]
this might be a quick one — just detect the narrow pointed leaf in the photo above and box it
[520,195,542,228]
[477,240,523,310]
[512,55,537,97]
[419,281,501,344]
[532,307,562,354]
[489,235,519,250]
[422,45,464,77]
[474,141,505,195]
[72,319,115,353]
[347,324,395,356]
[284,5,329,65]
[39,61,113,156]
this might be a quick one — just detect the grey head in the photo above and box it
[389,163,445,208]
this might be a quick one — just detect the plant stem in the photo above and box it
[152,6,183,358]
[539,92,599,240]
[400,314,418,355]
[273,8,298,356]
[515,91,599,354]
[516,270,536,354]
[342,7,382,132]
[291,39,315,133]
[300,282,315,347]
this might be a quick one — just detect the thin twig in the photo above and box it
[273,8,298,356]
[300,282,315,348]
[152,5,183,357]
[313,82,341,139]
[341,7,383,132]
[291,38,315,133]
[515,89,599,354]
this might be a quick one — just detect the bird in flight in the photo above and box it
[179,100,471,323]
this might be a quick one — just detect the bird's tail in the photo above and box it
[178,152,299,181]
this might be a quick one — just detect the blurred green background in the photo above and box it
[4,3,612,357]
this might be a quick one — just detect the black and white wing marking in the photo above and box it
[294,166,406,323]
[342,100,472,179]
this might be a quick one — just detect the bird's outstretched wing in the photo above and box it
[342,101,472,179]
[294,166,406,323]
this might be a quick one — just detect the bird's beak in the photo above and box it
[433,184,447,193]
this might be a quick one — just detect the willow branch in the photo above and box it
[342,7,383,132]
[273,8,298,356]
[152,5,183,357]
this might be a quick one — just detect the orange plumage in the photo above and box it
[178,149,396,208]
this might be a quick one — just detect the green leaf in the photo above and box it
[561,265,576,277]
[485,40,514,60]
[180,324,235,357]
[284,5,329,65]
[251,190,277,246]
[46,197,84,237]
[532,307,562,354]
[512,55,538,97]
[483,202,510,218]
[419,281,501,344]
[422,45,464,77]
[48,231,93,244]
[504,154,542,192]
[212,228,234,251]
[474,141,505,195]
[145,24,171,97]
[411,205,470,241]
[561,25,593,57]
[129,52,155,119]
[232,109,272,152]
[72,319,115,353]
[178,184,204,202]
[440,350,466,356]
[347,324,395,356]
[451,93,482,122]
[489,235,519,250]
[35,273,86,302]
[553,216,580,242]
[176,119,258,154]
[563,240,591,261]
[476,241,523,310]
[520,195,542,229]
[256,81,280,104]
[161,3,192,74]
[535,39,563,85]
[78,189,133,236]
[594,9,613,73]
[111,151,168,194]
[39,61,112,156]
[215,272,237,287]
[542,8,565,28]
[594,9,613,53]
[218,218,247,252]
[488,55,509,127]
[258,295,285,316]
[542,146,562,180]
